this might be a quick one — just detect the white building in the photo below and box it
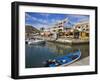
[74,21,89,33]
[45,18,68,33]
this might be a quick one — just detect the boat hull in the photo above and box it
[45,50,81,67]
[26,39,45,45]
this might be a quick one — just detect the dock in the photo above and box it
[31,36,89,44]
[43,37,89,45]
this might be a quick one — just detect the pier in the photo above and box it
[31,36,89,45]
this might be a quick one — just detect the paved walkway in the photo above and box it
[68,56,89,66]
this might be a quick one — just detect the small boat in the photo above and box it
[26,38,45,45]
[45,49,81,67]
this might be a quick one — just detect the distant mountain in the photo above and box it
[25,25,40,34]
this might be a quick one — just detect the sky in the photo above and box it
[25,12,89,29]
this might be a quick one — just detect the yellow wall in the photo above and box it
[80,32,89,40]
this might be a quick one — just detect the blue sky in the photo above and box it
[25,12,89,29]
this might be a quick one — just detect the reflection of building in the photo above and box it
[47,42,71,55]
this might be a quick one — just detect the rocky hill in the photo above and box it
[25,25,40,34]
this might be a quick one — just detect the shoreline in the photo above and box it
[44,38,89,45]
[27,36,89,45]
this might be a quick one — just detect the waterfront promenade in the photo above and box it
[42,37,89,44]
[33,36,89,44]
[68,56,89,66]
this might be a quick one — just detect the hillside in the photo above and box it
[25,25,40,34]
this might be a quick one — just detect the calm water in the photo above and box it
[25,42,89,68]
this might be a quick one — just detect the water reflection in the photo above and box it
[25,42,89,68]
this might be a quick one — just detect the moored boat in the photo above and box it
[45,49,81,67]
[26,38,45,45]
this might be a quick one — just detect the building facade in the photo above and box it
[74,21,89,39]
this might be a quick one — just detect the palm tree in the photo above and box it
[40,27,45,32]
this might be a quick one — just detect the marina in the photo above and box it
[25,42,89,68]
[25,12,90,68]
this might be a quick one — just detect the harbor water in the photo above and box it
[25,42,89,68]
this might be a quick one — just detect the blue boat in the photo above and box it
[45,49,81,67]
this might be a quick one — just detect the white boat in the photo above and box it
[26,39,45,45]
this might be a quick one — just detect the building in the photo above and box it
[40,18,89,40]
[73,21,89,39]
[49,18,68,33]
[40,18,68,37]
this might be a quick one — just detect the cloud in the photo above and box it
[51,19,56,23]
[38,19,48,24]
[65,14,89,24]
[25,13,89,29]
[39,13,50,17]
[25,13,37,21]
[50,19,61,25]
[32,23,49,29]
[25,13,49,24]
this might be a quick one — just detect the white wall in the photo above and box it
[0,0,99,81]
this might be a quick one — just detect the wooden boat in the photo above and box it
[45,49,81,67]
